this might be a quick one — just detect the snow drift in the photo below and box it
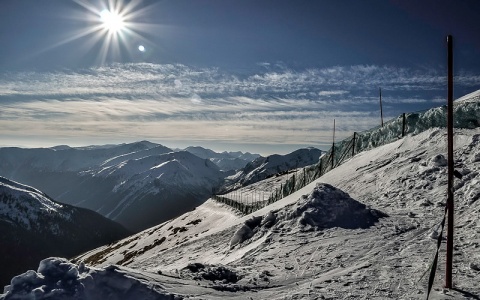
[230,183,387,247]
[1,258,181,300]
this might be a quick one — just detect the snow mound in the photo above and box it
[231,183,387,247]
[1,258,179,300]
[286,183,388,230]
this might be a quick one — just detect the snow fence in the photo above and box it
[213,96,480,215]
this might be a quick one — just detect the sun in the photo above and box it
[40,0,163,65]
[100,9,125,34]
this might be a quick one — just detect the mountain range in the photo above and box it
[0,142,320,232]
[0,142,320,288]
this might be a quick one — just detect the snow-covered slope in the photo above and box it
[96,144,173,169]
[49,127,477,300]
[92,151,222,189]
[221,147,322,192]
[184,146,261,171]
[3,128,480,299]
[456,88,480,102]
[0,177,129,288]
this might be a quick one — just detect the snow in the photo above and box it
[69,127,480,299]
[2,129,479,298]
[0,177,68,230]
[2,94,479,298]
[230,183,387,248]
[456,88,480,102]
[98,145,172,169]
[0,129,450,299]
[1,258,181,300]
[88,151,224,222]
[75,199,240,269]
[91,151,223,190]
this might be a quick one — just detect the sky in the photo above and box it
[0,0,479,155]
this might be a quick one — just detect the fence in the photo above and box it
[212,99,480,215]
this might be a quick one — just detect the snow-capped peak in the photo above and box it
[0,177,67,230]
[456,88,480,102]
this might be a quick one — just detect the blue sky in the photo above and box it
[0,0,479,154]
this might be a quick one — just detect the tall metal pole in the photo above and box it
[379,87,384,127]
[331,119,335,169]
[333,118,336,143]
[445,34,454,289]
[352,132,356,156]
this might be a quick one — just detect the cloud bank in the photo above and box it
[0,63,478,154]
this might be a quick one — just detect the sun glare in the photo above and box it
[48,0,162,65]
[100,9,125,34]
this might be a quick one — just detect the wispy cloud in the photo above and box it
[0,63,478,153]
[318,90,349,97]
[2,63,471,100]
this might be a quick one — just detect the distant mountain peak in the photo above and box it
[221,147,321,191]
[50,145,72,151]
[0,177,67,230]
[184,146,261,171]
